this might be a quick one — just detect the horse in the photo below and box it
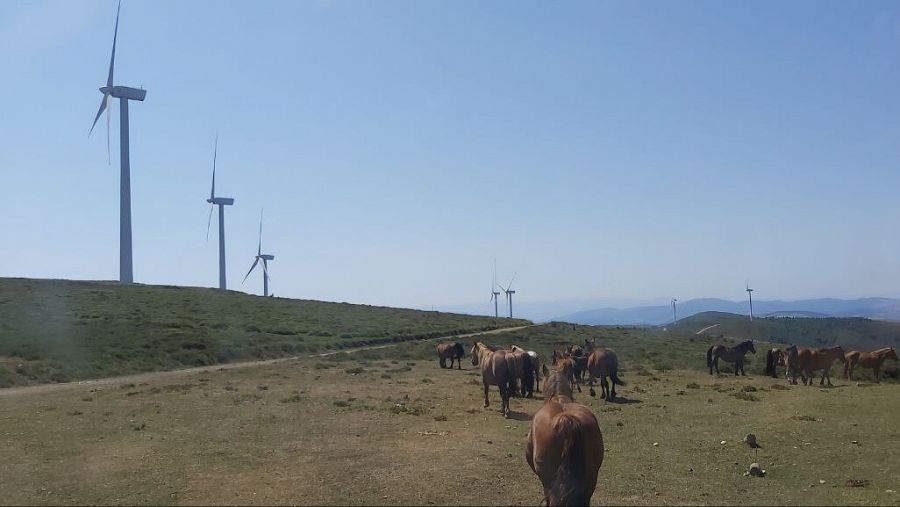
[471,341,513,417]
[843,347,898,382]
[764,348,787,378]
[552,349,581,393]
[707,340,756,376]
[511,345,541,393]
[794,346,845,387]
[586,347,625,401]
[436,342,465,369]
[526,365,604,506]
[784,345,801,384]
[505,348,536,398]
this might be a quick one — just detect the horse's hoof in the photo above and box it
[589,389,596,397]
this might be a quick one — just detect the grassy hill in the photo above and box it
[0,278,528,387]
[672,311,900,351]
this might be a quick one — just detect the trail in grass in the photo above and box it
[0,325,532,398]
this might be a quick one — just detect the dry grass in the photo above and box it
[1,353,899,506]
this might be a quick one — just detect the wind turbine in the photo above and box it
[242,210,275,296]
[89,0,146,284]
[671,297,678,325]
[205,136,235,290]
[498,274,517,319]
[746,282,754,321]
[490,259,501,318]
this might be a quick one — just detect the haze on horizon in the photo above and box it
[2,0,900,311]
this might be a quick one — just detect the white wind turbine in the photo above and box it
[243,210,275,297]
[89,0,146,283]
[205,136,235,290]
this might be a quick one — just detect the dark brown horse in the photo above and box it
[526,366,604,506]
[436,342,464,369]
[552,350,581,393]
[586,347,625,401]
[794,346,845,387]
[511,345,540,394]
[707,340,756,376]
[505,348,536,398]
[764,348,787,378]
[471,342,513,417]
[843,347,898,382]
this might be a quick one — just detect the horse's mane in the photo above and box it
[544,368,574,403]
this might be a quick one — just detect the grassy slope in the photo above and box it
[0,278,528,387]
[672,311,900,350]
[2,324,898,505]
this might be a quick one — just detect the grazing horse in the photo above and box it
[471,342,513,417]
[511,345,541,393]
[707,340,756,376]
[526,366,604,506]
[795,346,845,387]
[586,348,625,401]
[764,348,787,378]
[436,342,465,369]
[843,347,898,382]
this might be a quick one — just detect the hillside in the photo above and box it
[673,311,900,351]
[0,278,528,387]
[556,297,900,325]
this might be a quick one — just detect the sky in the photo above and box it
[2,0,900,313]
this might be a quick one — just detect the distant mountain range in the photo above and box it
[554,297,900,326]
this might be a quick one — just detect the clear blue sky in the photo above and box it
[2,0,900,311]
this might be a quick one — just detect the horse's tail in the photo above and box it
[549,414,589,507]
[522,353,535,394]
[611,369,625,386]
[453,342,465,359]
[765,349,775,376]
[706,346,714,368]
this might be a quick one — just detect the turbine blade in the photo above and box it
[205,204,214,241]
[105,94,111,164]
[507,273,517,289]
[242,257,260,283]
[210,135,217,199]
[258,209,263,256]
[89,94,108,136]
[107,0,120,87]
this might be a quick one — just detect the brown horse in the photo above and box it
[526,366,604,506]
[707,340,756,375]
[471,342,513,417]
[511,345,541,394]
[764,348,787,378]
[794,346,845,387]
[586,347,625,401]
[552,350,581,393]
[436,342,464,369]
[505,348,536,398]
[844,347,898,382]
[783,345,801,384]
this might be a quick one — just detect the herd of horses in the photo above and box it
[437,338,622,505]
[435,336,898,506]
[708,340,899,386]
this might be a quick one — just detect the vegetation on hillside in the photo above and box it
[0,278,528,387]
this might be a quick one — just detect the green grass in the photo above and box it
[0,278,528,387]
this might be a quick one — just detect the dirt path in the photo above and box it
[695,323,720,335]
[0,325,532,398]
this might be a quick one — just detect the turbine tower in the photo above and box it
[498,274,517,319]
[671,297,678,325]
[205,136,235,290]
[89,0,146,284]
[746,282,754,321]
[243,210,276,297]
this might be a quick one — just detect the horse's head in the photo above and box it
[584,338,596,352]
[746,340,757,354]
[887,348,899,362]
[832,346,845,360]
[542,366,574,401]
[470,343,480,366]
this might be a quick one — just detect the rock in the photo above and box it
[720,440,727,445]
[653,442,659,447]
[851,440,859,445]
[749,463,765,477]
[819,480,826,484]
[744,433,760,448]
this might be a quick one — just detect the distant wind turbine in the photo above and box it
[672,298,678,325]
[205,136,235,290]
[89,0,146,284]
[498,274,517,319]
[490,258,501,318]
[746,282,754,321]
[243,210,275,297]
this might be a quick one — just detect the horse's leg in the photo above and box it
[715,356,720,375]
[588,375,596,398]
[600,376,609,400]
[609,375,617,401]
[875,365,881,383]
[500,383,510,417]
[483,383,490,408]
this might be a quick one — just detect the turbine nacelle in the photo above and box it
[99,85,147,101]
[208,197,235,206]
[258,254,275,261]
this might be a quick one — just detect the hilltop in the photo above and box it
[0,278,528,387]
[556,297,900,325]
